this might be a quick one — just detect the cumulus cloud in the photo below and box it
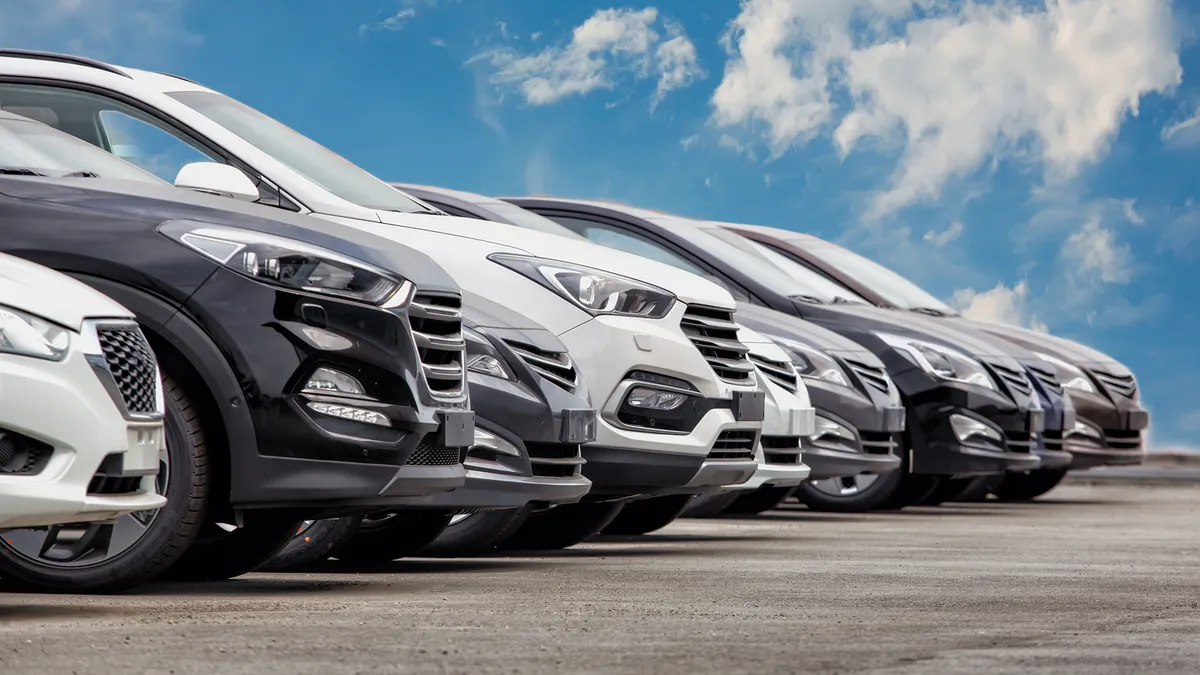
[712,0,1182,216]
[475,7,704,111]
[923,221,963,247]
[952,281,1048,332]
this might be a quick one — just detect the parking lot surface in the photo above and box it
[1,482,1198,675]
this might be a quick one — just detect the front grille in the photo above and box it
[525,442,586,478]
[502,339,578,391]
[87,475,143,495]
[762,435,803,465]
[844,359,891,395]
[858,431,900,455]
[409,292,466,399]
[988,362,1033,397]
[708,430,757,459]
[1093,370,1138,400]
[1027,364,1063,395]
[1042,429,1064,452]
[1103,429,1142,451]
[749,353,799,393]
[404,440,464,466]
[1004,429,1035,453]
[96,325,158,414]
[680,305,755,384]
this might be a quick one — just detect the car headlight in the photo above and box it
[763,333,851,388]
[159,221,412,307]
[464,326,515,381]
[0,304,70,361]
[488,253,676,319]
[1034,352,1096,394]
[876,333,995,390]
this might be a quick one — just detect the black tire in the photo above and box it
[333,511,453,564]
[258,516,363,572]
[0,372,209,593]
[952,474,1005,503]
[419,507,532,557]
[681,492,740,518]
[725,485,797,515]
[163,510,302,581]
[992,468,1069,502]
[603,495,693,536]
[501,502,625,551]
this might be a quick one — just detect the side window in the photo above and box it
[96,110,212,182]
[544,215,752,301]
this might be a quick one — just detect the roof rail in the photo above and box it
[157,71,200,85]
[0,49,131,78]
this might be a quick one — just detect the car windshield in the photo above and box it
[473,199,588,240]
[0,116,164,184]
[645,216,868,303]
[794,238,956,313]
[166,90,431,214]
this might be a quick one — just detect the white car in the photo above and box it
[0,253,165,541]
[0,51,765,547]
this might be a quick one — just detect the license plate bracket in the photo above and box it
[436,410,476,447]
[731,390,766,422]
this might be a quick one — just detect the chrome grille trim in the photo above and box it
[749,353,799,393]
[409,292,466,399]
[988,362,1033,396]
[1093,370,1138,400]
[1027,364,1063,395]
[503,339,579,391]
[680,305,754,384]
[844,358,891,395]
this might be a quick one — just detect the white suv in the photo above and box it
[0,253,165,541]
[0,51,766,546]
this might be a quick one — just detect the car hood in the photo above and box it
[0,177,460,295]
[953,317,1131,374]
[372,209,735,309]
[0,252,131,330]
[734,302,879,362]
[461,290,567,354]
[808,302,1021,364]
[734,324,794,364]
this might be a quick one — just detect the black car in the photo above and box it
[505,198,1050,510]
[0,111,475,592]
[395,183,911,512]
[722,224,1132,501]
[265,290,598,567]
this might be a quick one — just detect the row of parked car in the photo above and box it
[0,49,1150,594]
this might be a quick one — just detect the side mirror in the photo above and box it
[173,162,259,202]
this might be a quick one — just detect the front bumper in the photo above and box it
[806,380,906,480]
[1064,388,1149,469]
[0,343,166,531]
[185,269,475,513]
[581,445,757,496]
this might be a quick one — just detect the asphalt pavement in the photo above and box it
[1,482,1198,675]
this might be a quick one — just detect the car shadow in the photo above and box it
[0,603,123,621]
[289,558,554,576]
[590,532,776,545]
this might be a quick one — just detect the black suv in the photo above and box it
[0,111,474,592]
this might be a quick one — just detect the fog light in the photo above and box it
[306,401,390,427]
[305,367,366,396]
[811,415,856,443]
[625,387,687,411]
[1067,419,1103,440]
[561,408,598,444]
[467,354,514,381]
[949,414,1003,444]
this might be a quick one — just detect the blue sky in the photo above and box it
[3,0,1197,450]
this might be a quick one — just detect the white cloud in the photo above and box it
[0,0,200,64]
[680,134,699,151]
[1060,217,1134,285]
[360,7,416,34]
[475,7,704,111]
[952,281,1048,332]
[923,221,963,247]
[1162,109,1200,146]
[431,37,447,48]
[712,0,1182,217]
[531,31,543,42]
[1120,198,1145,225]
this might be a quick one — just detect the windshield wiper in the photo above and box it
[791,294,828,305]
[0,167,48,176]
[830,296,863,305]
[909,307,952,317]
[60,170,100,178]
